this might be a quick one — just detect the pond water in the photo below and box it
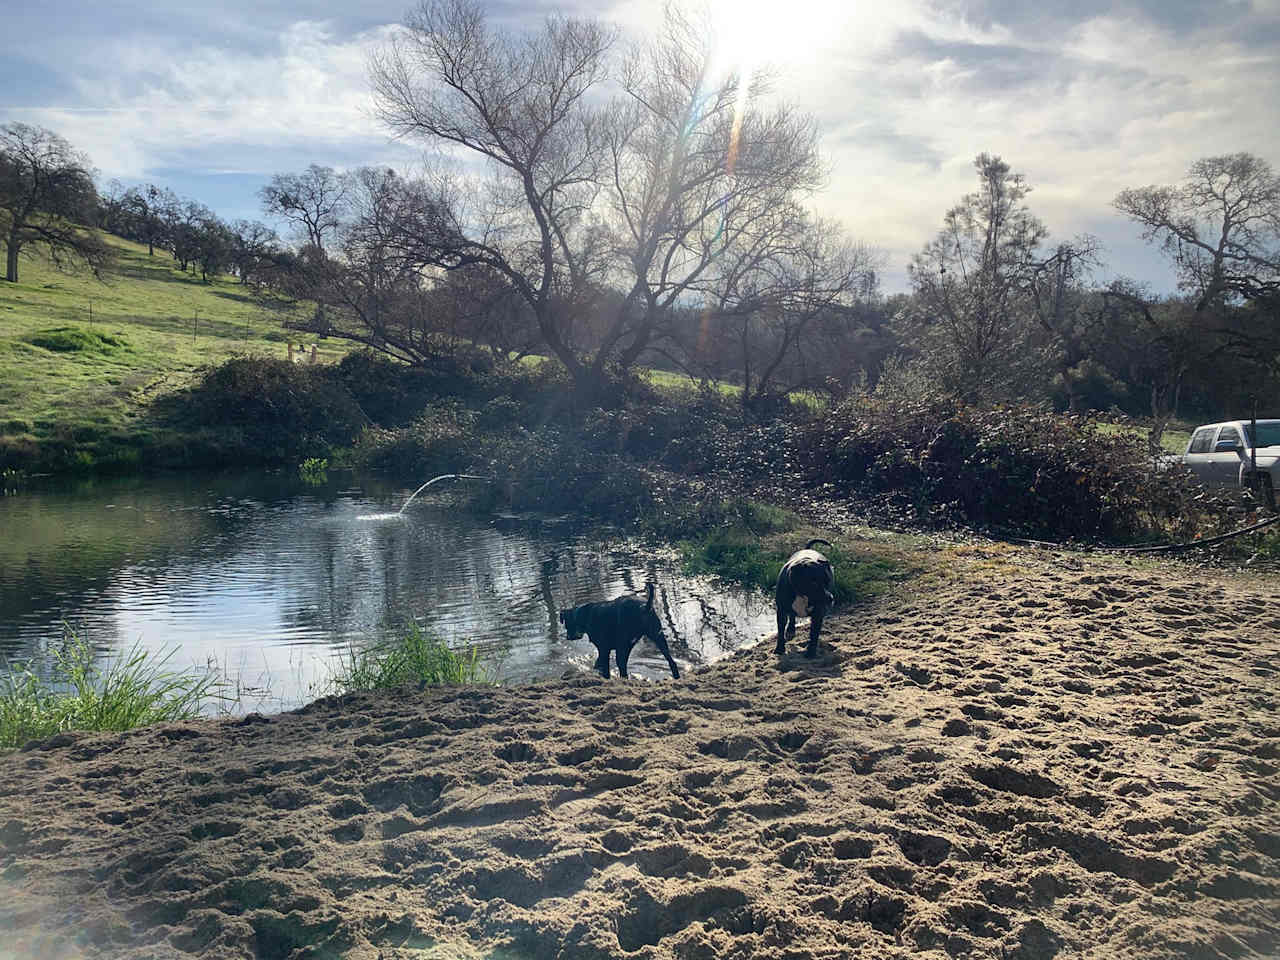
[0,470,775,711]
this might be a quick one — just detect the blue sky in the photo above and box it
[5,0,1278,293]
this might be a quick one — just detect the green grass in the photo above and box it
[642,366,738,397]
[0,622,495,750]
[679,501,917,607]
[1095,420,1194,454]
[0,235,347,470]
[0,633,226,750]
[325,624,494,693]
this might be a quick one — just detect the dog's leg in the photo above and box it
[805,606,827,659]
[616,639,634,678]
[775,607,789,654]
[785,611,796,640]
[592,641,610,678]
[649,632,681,679]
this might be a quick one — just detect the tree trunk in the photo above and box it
[4,233,19,283]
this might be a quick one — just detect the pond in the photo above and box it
[0,470,775,711]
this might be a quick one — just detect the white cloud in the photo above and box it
[761,0,1280,286]
[24,20,406,179]
[6,0,1276,291]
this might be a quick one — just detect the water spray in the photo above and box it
[398,474,493,515]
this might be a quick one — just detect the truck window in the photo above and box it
[1188,428,1216,454]
[1217,427,1243,449]
[1244,422,1280,448]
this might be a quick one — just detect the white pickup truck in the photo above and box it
[1171,419,1279,508]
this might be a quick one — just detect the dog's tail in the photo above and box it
[805,538,833,550]
[645,582,656,609]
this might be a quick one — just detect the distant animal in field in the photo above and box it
[559,583,680,679]
[775,539,835,658]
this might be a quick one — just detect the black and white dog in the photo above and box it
[775,538,835,658]
[559,583,681,679]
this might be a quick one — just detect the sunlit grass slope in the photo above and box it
[0,235,345,470]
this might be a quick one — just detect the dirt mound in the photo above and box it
[2,548,1278,959]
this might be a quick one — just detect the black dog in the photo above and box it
[775,539,835,658]
[559,583,680,679]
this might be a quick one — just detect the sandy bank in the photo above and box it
[1,545,1278,959]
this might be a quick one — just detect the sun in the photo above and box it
[707,0,851,82]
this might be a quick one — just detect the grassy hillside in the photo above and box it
[0,235,346,471]
[0,233,1191,474]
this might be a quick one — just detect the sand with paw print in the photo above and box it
[1,544,1277,959]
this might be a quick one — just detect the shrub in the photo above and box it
[173,356,367,460]
[801,394,1224,542]
[337,350,446,426]
[353,404,478,477]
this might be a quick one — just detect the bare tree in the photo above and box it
[259,164,352,255]
[0,123,110,283]
[906,153,1048,402]
[1115,153,1279,308]
[593,6,826,380]
[690,208,874,411]
[116,184,178,256]
[432,265,541,362]
[370,0,615,389]
[97,178,129,235]
[322,166,445,363]
[166,199,215,274]
[1114,153,1280,377]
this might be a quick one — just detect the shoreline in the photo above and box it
[2,545,1277,959]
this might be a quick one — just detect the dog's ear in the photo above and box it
[558,610,568,626]
[645,582,655,609]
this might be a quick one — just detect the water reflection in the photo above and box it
[0,471,774,710]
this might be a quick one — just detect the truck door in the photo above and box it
[1183,427,1218,484]
[1208,426,1246,486]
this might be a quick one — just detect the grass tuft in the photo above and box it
[25,326,130,355]
[326,624,493,694]
[0,632,225,750]
[299,457,329,484]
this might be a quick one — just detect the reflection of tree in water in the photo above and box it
[3,476,775,691]
[0,471,296,661]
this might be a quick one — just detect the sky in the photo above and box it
[4,0,1278,293]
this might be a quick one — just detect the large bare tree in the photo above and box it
[370,0,615,389]
[369,0,853,397]
[1114,153,1280,377]
[594,5,827,381]
[1115,153,1279,309]
[0,123,110,283]
[689,207,875,411]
